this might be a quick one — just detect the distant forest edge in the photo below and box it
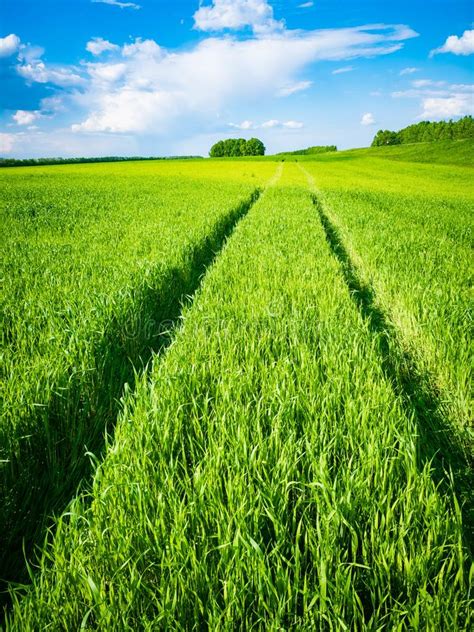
[277,145,337,156]
[0,155,203,168]
[372,115,474,146]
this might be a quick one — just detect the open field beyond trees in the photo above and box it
[1,142,473,629]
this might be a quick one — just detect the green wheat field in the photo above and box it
[1,141,473,629]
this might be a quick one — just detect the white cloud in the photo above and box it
[12,110,41,125]
[18,61,85,87]
[361,112,375,125]
[260,119,279,128]
[92,0,140,9]
[122,38,163,58]
[193,0,285,35]
[228,119,304,130]
[400,66,419,75]
[229,120,255,129]
[86,37,120,55]
[0,133,15,153]
[392,79,466,99]
[370,90,382,96]
[392,79,474,119]
[63,24,416,134]
[282,120,304,129]
[277,80,312,96]
[412,79,445,88]
[419,94,474,119]
[430,29,474,57]
[17,45,85,89]
[86,62,127,83]
[298,2,314,7]
[11,98,64,128]
[0,33,20,57]
[332,65,354,74]
[72,90,183,133]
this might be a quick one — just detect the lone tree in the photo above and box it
[210,137,265,157]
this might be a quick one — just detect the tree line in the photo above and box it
[277,145,337,156]
[209,138,265,157]
[0,155,202,168]
[372,115,474,146]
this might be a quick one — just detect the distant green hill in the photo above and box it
[359,138,474,167]
[278,139,474,167]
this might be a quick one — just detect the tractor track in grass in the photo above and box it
[0,164,283,612]
[298,163,473,554]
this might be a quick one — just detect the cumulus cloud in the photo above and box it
[229,120,255,129]
[92,0,140,9]
[361,112,375,125]
[0,33,20,57]
[86,62,127,83]
[230,119,304,129]
[72,90,182,133]
[0,133,15,153]
[392,79,474,119]
[14,43,84,87]
[400,66,419,75]
[11,97,64,128]
[420,94,473,119]
[281,120,304,129]
[69,24,417,134]
[12,110,41,125]
[122,38,163,58]
[86,37,120,55]
[193,0,285,35]
[17,60,85,87]
[277,80,312,96]
[332,65,354,74]
[3,23,414,137]
[430,29,474,57]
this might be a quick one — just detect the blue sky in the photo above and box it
[1,0,473,157]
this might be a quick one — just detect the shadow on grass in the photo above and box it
[311,193,473,554]
[0,189,261,611]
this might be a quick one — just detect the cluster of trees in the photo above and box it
[209,138,265,157]
[372,115,474,146]
[278,145,337,156]
[0,155,202,168]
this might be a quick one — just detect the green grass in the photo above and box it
[0,159,275,590]
[4,163,471,630]
[1,144,472,629]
